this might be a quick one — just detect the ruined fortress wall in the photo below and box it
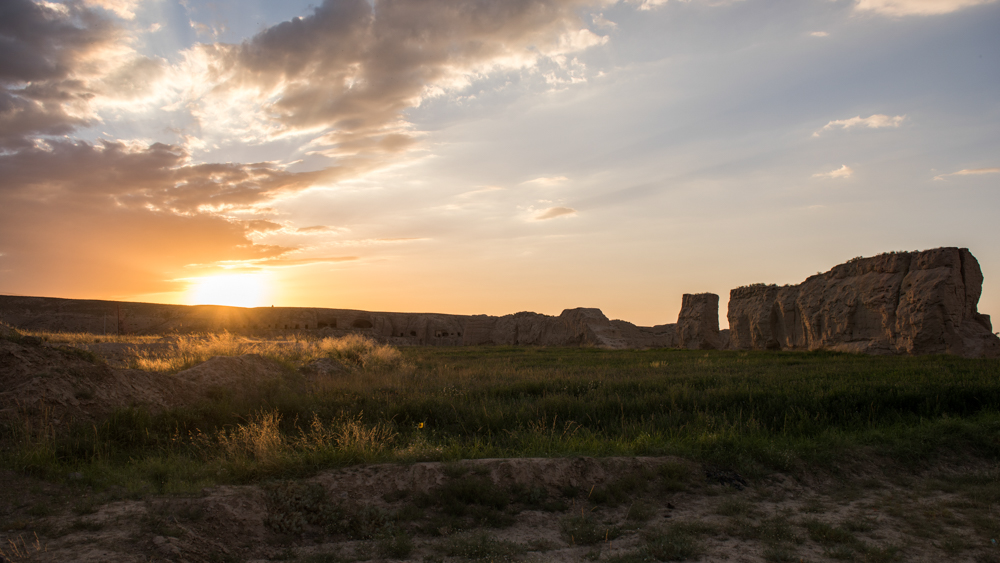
[727,247,1000,358]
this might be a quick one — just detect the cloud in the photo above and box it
[592,13,617,29]
[522,176,570,187]
[812,165,854,179]
[0,139,346,296]
[535,206,578,220]
[933,167,1000,180]
[184,0,609,157]
[296,225,337,233]
[810,31,829,37]
[854,0,998,16]
[0,0,117,146]
[0,140,337,214]
[82,0,140,19]
[250,255,359,267]
[627,0,743,9]
[813,114,906,137]
[628,0,680,10]
[245,220,285,233]
[0,0,613,299]
[458,186,504,198]
[0,0,168,148]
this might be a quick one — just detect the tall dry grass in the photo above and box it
[126,332,407,373]
[19,330,161,345]
[196,410,398,467]
[313,333,405,371]
[0,533,45,561]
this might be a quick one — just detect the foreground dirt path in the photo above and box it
[3,456,1000,563]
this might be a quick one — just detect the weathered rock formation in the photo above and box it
[677,293,722,350]
[727,247,1000,358]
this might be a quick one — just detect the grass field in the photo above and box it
[5,338,1000,493]
[5,334,1000,562]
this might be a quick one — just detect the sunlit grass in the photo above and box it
[127,332,406,373]
[19,329,407,374]
[19,330,161,344]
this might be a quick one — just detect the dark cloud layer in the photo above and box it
[0,140,332,212]
[0,0,120,147]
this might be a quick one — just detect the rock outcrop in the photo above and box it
[487,308,629,349]
[727,247,1000,358]
[677,293,722,350]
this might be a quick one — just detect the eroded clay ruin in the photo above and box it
[1,247,997,357]
[727,247,1000,358]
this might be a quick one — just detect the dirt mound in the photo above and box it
[0,337,188,425]
[0,320,20,340]
[173,354,289,392]
[0,338,288,426]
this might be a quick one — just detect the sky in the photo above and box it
[0,0,998,327]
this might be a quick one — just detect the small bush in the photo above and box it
[561,513,621,545]
[626,501,657,522]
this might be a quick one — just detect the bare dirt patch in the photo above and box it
[2,458,1000,562]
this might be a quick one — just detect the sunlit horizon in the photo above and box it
[184,274,273,309]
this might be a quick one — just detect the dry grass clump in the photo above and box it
[0,533,45,561]
[197,410,398,467]
[19,330,161,345]
[126,332,407,374]
[10,329,407,374]
[128,332,286,372]
[214,410,286,465]
[313,333,405,371]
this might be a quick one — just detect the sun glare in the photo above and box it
[186,274,270,308]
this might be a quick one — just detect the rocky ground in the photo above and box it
[3,456,1000,562]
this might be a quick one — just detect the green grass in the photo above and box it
[2,345,1000,491]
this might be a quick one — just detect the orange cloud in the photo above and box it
[0,140,322,298]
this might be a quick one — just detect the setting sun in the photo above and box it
[186,274,270,308]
